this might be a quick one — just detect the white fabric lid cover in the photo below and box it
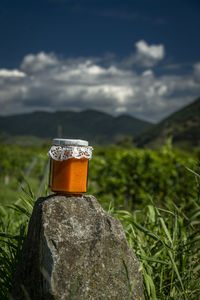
[52,138,89,147]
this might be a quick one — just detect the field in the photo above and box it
[0,143,200,299]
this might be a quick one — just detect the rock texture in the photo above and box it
[11,195,144,300]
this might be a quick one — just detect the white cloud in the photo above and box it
[157,85,168,96]
[136,40,164,60]
[123,40,165,68]
[20,52,58,73]
[0,51,200,122]
[0,69,26,77]
[142,69,154,77]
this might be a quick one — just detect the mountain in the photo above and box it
[0,109,151,145]
[135,97,200,148]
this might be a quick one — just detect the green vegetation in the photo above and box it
[0,144,200,299]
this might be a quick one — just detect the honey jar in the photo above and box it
[48,139,93,194]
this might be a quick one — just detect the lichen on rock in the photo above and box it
[11,194,144,300]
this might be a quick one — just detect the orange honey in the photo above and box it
[49,158,88,194]
[48,139,92,194]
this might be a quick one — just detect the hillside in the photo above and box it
[135,97,200,148]
[0,109,151,145]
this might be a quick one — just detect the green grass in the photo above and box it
[1,184,200,299]
[0,144,200,299]
[113,202,200,299]
[0,180,18,204]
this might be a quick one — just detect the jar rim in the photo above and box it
[52,138,89,147]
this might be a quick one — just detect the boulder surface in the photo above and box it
[11,194,144,300]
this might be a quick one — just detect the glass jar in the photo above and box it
[48,139,93,194]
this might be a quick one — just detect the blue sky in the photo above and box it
[0,0,200,122]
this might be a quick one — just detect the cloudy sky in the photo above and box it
[0,0,200,122]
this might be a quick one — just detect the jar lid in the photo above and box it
[52,138,89,147]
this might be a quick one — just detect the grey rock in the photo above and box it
[11,195,144,300]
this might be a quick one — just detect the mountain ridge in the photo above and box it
[135,97,200,148]
[0,109,151,145]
